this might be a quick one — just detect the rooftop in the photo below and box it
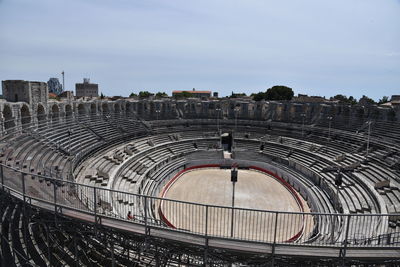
[173,90,211,94]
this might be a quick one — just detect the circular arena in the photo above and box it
[159,166,311,242]
[1,99,400,266]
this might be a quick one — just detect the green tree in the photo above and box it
[378,96,389,104]
[129,92,138,98]
[138,91,154,98]
[331,94,347,102]
[331,94,357,105]
[252,85,293,101]
[230,92,247,98]
[359,95,376,105]
[100,93,105,99]
[265,86,294,100]
[348,96,357,105]
[252,92,267,101]
[155,92,168,98]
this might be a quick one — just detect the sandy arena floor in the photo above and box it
[159,168,313,242]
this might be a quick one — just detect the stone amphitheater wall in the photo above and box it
[0,99,399,133]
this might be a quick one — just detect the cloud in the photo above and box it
[385,52,400,57]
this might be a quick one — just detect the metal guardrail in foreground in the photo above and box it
[1,164,400,249]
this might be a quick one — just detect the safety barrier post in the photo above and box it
[341,214,352,265]
[0,165,4,190]
[205,205,209,237]
[204,205,209,267]
[144,195,149,234]
[93,186,97,221]
[271,211,279,266]
[230,206,235,238]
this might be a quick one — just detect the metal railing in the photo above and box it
[1,114,400,255]
[1,163,399,249]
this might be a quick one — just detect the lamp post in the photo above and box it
[301,113,306,138]
[234,107,240,134]
[155,108,161,121]
[68,127,74,182]
[230,163,238,237]
[233,107,240,150]
[216,108,221,134]
[327,116,333,141]
[155,108,161,134]
[366,121,372,158]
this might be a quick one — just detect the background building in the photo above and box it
[59,91,74,100]
[292,94,330,103]
[47,78,63,95]
[75,78,98,98]
[172,89,211,99]
[381,95,400,107]
[2,80,48,105]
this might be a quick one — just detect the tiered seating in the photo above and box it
[2,111,400,263]
[237,139,379,213]
[234,137,387,243]
[111,140,218,207]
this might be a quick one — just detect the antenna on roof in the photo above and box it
[61,71,65,91]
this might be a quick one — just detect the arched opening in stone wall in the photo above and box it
[343,106,350,117]
[289,105,297,121]
[3,105,15,130]
[65,105,72,117]
[132,102,138,113]
[52,104,60,120]
[37,104,46,121]
[307,105,313,117]
[371,108,380,120]
[91,103,97,114]
[114,103,121,114]
[150,102,155,111]
[125,102,132,114]
[342,106,351,125]
[20,104,31,126]
[78,104,86,115]
[137,102,143,115]
[387,109,397,121]
[356,108,365,120]
[149,102,155,119]
[102,103,109,114]
[160,103,166,118]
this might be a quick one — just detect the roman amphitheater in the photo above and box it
[1,98,400,266]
